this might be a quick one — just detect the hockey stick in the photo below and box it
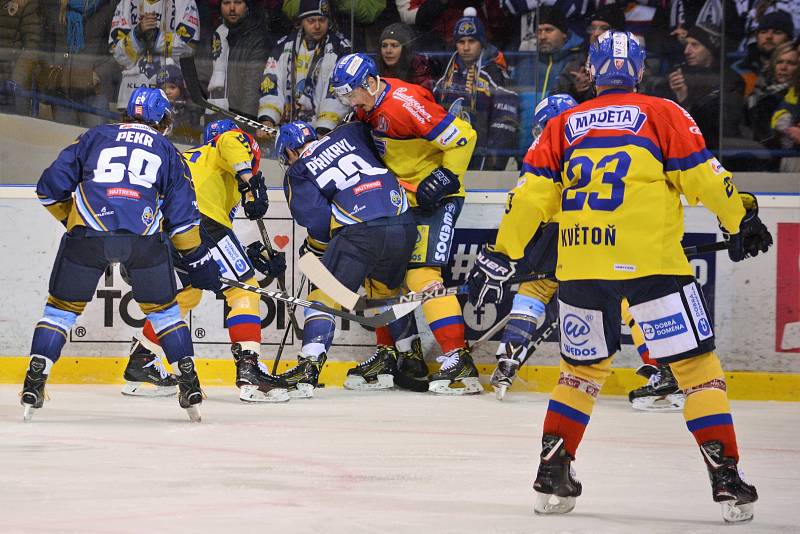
[220,277,419,328]
[256,218,303,340]
[272,274,306,374]
[179,57,279,136]
[469,313,511,350]
[682,240,728,256]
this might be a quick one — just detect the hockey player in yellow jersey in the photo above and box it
[122,119,291,403]
[468,32,772,522]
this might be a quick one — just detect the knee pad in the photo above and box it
[670,352,726,393]
[46,295,87,316]
[176,287,203,316]
[224,279,260,315]
[406,266,443,293]
[559,357,613,389]
[518,279,558,305]
[41,301,82,332]
[143,303,183,334]
[365,277,399,299]
[307,287,340,310]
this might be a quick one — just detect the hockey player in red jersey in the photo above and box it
[468,31,772,522]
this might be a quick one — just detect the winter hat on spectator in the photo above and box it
[381,22,414,47]
[757,10,795,38]
[539,6,569,35]
[158,64,188,96]
[453,7,486,45]
[298,0,330,20]
[687,24,721,56]
[592,4,626,32]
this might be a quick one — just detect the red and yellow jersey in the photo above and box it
[182,130,256,229]
[496,90,745,281]
[356,77,476,206]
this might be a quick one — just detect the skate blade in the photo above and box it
[22,404,36,422]
[288,383,315,399]
[721,501,754,523]
[534,492,576,515]
[494,384,508,401]
[185,405,201,422]
[631,393,685,412]
[121,382,177,397]
[428,377,483,395]
[343,374,394,391]
[239,385,290,403]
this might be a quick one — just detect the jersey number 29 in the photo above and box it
[92,147,162,188]
[314,154,387,191]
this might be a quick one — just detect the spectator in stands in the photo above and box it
[657,24,744,150]
[433,8,518,170]
[747,41,798,145]
[207,0,273,121]
[513,6,583,152]
[556,3,626,103]
[739,0,800,51]
[158,63,202,145]
[40,0,116,128]
[377,22,436,92]
[282,0,389,50]
[0,0,42,115]
[109,0,200,111]
[771,68,800,151]
[257,0,350,137]
[396,0,508,51]
[501,0,592,52]
[733,10,794,97]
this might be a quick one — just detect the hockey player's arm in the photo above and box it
[425,115,477,180]
[108,2,145,68]
[36,139,83,225]
[161,150,202,252]
[284,173,331,244]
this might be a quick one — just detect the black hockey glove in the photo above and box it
[182,244,222,292]
[467,244,517,308]
[239,172,269,220]
[246,241,287,279]
[299,237,326,259]
[721,192,773,262]
[416,167,460,211]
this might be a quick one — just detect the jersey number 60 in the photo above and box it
[92,147,162,188]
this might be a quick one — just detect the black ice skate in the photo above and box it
[491,343,526,401]
[428,348,482,395]
[397,338,429,380]
[628,364,685,412]
[533,434,582,514]
[700,441,758,523]
[121,338,177,397]
[176,357,203,422]
[20,356,49,421]
[232,344,289,403]
[277,353,326,398]
[344,346,399,391]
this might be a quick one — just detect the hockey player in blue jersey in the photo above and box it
[22,87,222,422]
[273,120,418,397]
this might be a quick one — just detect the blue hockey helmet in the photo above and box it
[126,87,172,124]
[275,121,317,165]
[203,118,238,144]
[533,93,578,138]
[588,31,646,88]
[331,53,379,98]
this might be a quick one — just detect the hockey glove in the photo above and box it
[299,237,326,259]
[182,244,222,292]
[416,167,460,211]
[239,172,269,220]
[246,241,287,279]
[467,244,517,308]
[721,192,773,262]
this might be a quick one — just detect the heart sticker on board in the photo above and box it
[273,235,290,250]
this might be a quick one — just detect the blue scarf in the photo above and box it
[66,0,100,53]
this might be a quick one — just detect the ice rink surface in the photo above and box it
[0,385,797,534]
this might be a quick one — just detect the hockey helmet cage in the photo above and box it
[126,87,172,125]
[588,31,646,88]
[203,118,238,144]
[275,121,317,165]
[532,93,578,138]
[331,53,379,97]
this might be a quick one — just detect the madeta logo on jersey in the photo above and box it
[565,106,647,143]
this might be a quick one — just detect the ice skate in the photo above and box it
[397,338,429,380]
[533,434,581,514]
[491,343,525,400]
[277,353,326,398]
[232,344,289,403]
[176,357,203,422]
[344,346,398,391]
[700,441,758,523]
[20,356,49,422]
[428,348,482,395]
[628,364,685,412]
[121,338,177,397]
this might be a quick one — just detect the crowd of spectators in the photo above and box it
[2,0,800,170]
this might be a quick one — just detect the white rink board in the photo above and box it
[0,187,798,373]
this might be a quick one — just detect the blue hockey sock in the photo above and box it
[30,305,79,365]
[497,294,546,358]
[146,304,194,364]
[301,308,335,359]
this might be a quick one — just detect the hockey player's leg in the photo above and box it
[534,357,612,514]
[671,352,757,522]
[224,281,289,403]
[22,297,86,420]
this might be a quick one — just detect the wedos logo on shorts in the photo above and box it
[563,314,591,346]
[565,106,647,143]
[641,313,687,341]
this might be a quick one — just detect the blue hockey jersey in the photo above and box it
[37,123,200,241]
[283,121,409,243]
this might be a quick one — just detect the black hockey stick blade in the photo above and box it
[178,57,279,136]
[220,277,419,328]
[683,240,727,256]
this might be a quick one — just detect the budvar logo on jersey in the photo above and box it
[640,313,688,341]
[392,88,432,125]
[565,106,646,143]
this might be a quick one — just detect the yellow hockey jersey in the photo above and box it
[495,90,745,280]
